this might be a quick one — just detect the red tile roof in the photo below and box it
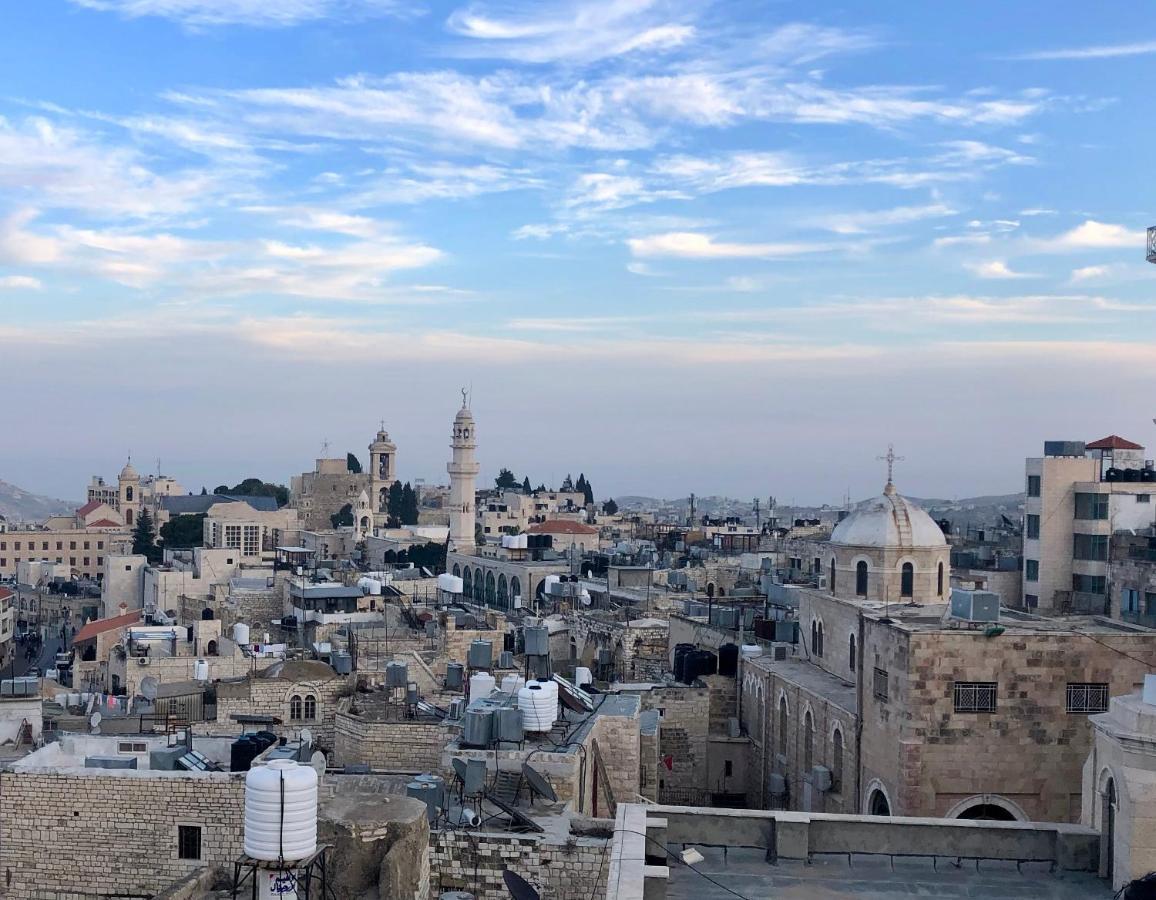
[76,499,103,517]
[1087,435,1143,450]
[0,587,13,602]
[88,518,122,528]
[72,610,141,644]
[526,520,598,535]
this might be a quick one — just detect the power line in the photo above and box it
[599,827,758,900]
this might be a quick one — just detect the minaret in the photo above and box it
[447,390,479,554]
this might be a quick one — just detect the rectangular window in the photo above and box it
[224,525,241,549]
[724,760,733,777]
[84,541,90,550]
[69,557,76,566]
[118,741,147,753]
[873,667,889,701]
[69,541,76,550]
[0,559,5,568]
[1066,683,1109,713]
[1074,493,1109,520]
[242,526,260,557]
[83,557,90,567]
[1073,533,1109,561]
[953,682,998,713]
[56,542,62,551]
[177,825,202,860]
[1139,495,1151,504]
[97,541,104,550]
[41,542,48,551]
[1027,475,1041,498]
[1025,514,1040,539]
[1145,592,1156,615]
[1024,593,1038,608]
[1124,589,1141,613]
[96,556,103,567]
[1073,573,1106,595]
[1025,559,1039,582]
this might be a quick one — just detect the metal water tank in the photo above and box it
[523,625,550,657]
[462,708,493,748]
[467,640,493,669]
[445,662,465,691]
[494,706,524,743]
[498,650,515,669]
[386,661,409,687]
[406,682,420,705]
[244,760,318,862]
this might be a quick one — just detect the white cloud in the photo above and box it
[67,0,412,28]
[628,232,831,260]
[1070,265,1109,282]
[0,209,63,265]
[933,233,992,248]
[1034,220,1144,251]
[1009,40,1156,61]
[445,0,695,64]
[823,203,956,235]
[0,275,43,290]
[964,260,1035,279]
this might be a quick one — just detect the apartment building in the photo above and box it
[1023,436,1156,615]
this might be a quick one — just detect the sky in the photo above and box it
[1,1,1154,504]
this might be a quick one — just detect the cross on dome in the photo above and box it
[877,444,905,494]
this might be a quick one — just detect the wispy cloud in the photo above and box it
[67,0,414,28]
[823,202,956,235]
[1008,40,1156,61]
[628,231,832,260]
[0,275,42,290]
[964,259,1036,279]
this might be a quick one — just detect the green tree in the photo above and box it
[214,478,290,507]
[159,513,206,549]
[475,523,486,545]
[495,468,519,490]
[346,452,363,474]
[400,482,419,525]
[199,486,207,496]
[535,483,546,493]
[387,481,404,520]
[577,473,594,506]
[602,498,619,516]
[561,474,574,492]
[132,508,161,563]
[522,476,532,493]
[330,503,354,528]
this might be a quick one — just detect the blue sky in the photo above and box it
[1,1,1154,503]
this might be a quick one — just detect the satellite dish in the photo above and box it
[503,870,541,900]
[521,763,557,804]
[300,727,314,745]
[140,676,158,701]
[309,751,326,779]
[89,711,102,734]
[452,757,468,782]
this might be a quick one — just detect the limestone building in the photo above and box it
[447,392,479,554]
[1024,436,1156,615]
[290,425,402,532]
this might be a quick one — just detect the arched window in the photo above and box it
[206,640,218,656]
[832,728,844,793]
[804,711,814,771]
[126,508,133,525]
[817,622,824,657]
[901,562,914,598]
[510,576,521,603]
[937,562,944,596]
[869,788,890,816]
[485,571,496,606]
[497,574,509,608]
[856,561,868,597]
[829,557,836,593]
[125,486,134,502]
[848,634,856,671]
[82,644,96,662]
[474,569,484,604]
[452,564,461,578]
[462,567,472,596]
[201,608,214,620]
[811,621,818,655]
[303,695,317,720]
[778,697,788,756]
[289,695,303,720]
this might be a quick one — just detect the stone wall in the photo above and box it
[215,672,350,751]
[638,685,709,805]
[0,769,245,899]
[428,829,610,900]
[333,710,453,771]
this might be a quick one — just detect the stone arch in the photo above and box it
[803,708,814,771]
[461,566,472,596]
[474,568,484,605]
[452,563,461,578]
[201,608,215,620]
[510,576,521,604]
[125,508,133,525]
[855,559,869,597]
[830,724,844,793]
[359,516,371,531]
[900,560,914,598]
[848,632,856,671]
[497,574,509,608]
[945,794,1028,822]
[485,571,496,606]
[206,640,218,656]
[938,561,945,596]
[865,778,892,816]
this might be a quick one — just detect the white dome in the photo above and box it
[830,484,946,549]
[119,459,138,480]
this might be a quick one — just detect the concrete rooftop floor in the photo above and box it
[666,846,1113,899]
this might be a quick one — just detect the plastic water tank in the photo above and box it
[740,644,761,659]
[467,640,493,669]
[194,659,209,682]
[574,666,593,688]
[244,760,318,862]
[469,671,495,701]
[518,680,558,732]
[718,643,739,678]
[445,662,465,691]
[386,661,409,688]
[500,673,525,695]
[438,573,464,594]
[523,625,550,657]
[233,622,250,646]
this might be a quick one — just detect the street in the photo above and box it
[7,635,64,680]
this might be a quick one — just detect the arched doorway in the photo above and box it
[497,574,509,608]
[510,576,521,604]
[1103,776,1117,881]
[201,608,214,620]
[868,788,890,816]
[485,571,496,606]
[462,567,472,597]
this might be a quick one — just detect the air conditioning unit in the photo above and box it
[137,657,150,666]
[773,645,788,661]
[815,575,828,589]
[811,765,832,793]
[950,588,1000,623]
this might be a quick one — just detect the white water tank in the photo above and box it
[437,573,464,594]
[244,760,318,862]
[500,673,525,695]
[469,672,495,701]
[740,644,761,658]
[518,680,558,732]
[194,659,209,682]
[544,575,561,594]
[357,577,383,596]
[574,667,593,688]
[233,623,251,646]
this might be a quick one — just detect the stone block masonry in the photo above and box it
[429,829,610,900]
[332,711,453,771]
[0,769,246,899]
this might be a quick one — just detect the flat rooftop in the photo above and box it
[668,846,1112,899]
[745,654,857,713]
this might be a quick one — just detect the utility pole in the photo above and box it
[754,498,761,531]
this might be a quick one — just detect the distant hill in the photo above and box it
[0,480,76,523]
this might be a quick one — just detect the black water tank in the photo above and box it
[230,737,260,772]
[686,649,717,683]
[673,643,694,681]
[718,643,739,678]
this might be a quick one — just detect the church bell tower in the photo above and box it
[447,391,479,554]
